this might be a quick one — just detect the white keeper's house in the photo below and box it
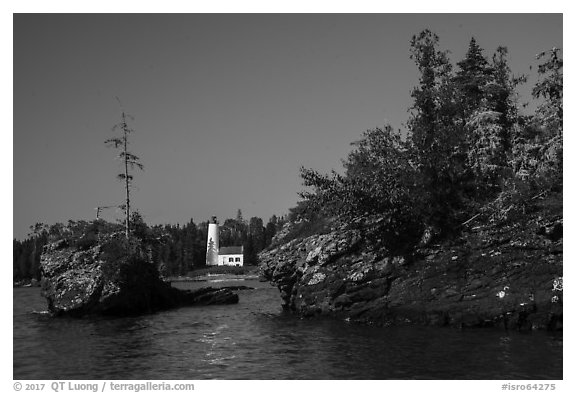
[218,246,244,267]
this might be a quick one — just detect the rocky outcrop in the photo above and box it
[260,198,562,330]
[40,237,238,317]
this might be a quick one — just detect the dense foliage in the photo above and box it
[300,30,562,253]
[13,210,286,282]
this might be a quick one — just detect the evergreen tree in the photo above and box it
[236,209,244,224]
[511,48,562,187]
[196,220,209,267]
[454,37,493,117]
[182,219,198,270]
[488,46,522,135]
[27,223,48,279]
[105,104,143,240]
[532,48,563,134]
[460,44,522,194]
[407,29,465,231]
[249,216,265,253]
[264,215,278,248]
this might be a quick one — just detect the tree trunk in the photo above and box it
[122,112,130,240]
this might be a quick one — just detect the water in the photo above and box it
[13,280,562,380]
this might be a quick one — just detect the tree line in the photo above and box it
[13,210,287,282]
[299,31,562,253]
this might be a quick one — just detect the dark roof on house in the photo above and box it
[219,246,243,255]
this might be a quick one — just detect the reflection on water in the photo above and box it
[13,281,562,380]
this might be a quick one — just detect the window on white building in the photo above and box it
[235,257,240,262]
[229,257,234,262]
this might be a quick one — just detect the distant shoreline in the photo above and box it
[13,279,40,288]
[169,274,260,282]
[13,266,262,288]
[167,267,261,283]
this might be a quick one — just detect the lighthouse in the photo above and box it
[206,216,219,266]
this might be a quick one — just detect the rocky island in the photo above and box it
[260,192,562,330]
[40,234,238,317]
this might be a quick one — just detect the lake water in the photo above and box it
[13,279,562,380]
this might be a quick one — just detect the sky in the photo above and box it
[12,13,562,239]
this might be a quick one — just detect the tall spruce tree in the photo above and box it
[408,30,451,160]
[454,37,493,117]
[461,44,522,194]
[105,105,143,240]
[407,29,464,230]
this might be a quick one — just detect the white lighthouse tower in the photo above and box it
[206,216,219,266]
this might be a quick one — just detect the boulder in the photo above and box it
[40,235,238,317]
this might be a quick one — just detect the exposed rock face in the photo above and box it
[41,237,238,317]
[260,202,562,330]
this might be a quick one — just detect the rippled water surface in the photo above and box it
[13,280,562,379]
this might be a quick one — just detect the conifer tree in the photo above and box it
[464,46,522,192]
[407,29,465,230]
[454,37,493,117]
[105,105,143,240]
[249,216,265,252]
[511,48,563,185]
[407,29,452,161]
[236,209,244,224]
[533,48,563,134]
[488,46,520,133]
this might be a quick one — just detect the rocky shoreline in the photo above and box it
[259,197,562,331]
